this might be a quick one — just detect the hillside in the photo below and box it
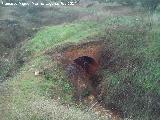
[0,1,160,120]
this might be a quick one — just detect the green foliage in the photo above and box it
[104,0,160,12]
[99,14,160,119]
[141,0,160,12]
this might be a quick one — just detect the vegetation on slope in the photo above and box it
[0,4,93,81]
[0,18,108,120]
[101,18,160,119]
[0,2,160,120]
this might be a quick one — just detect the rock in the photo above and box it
[34,70,41,76]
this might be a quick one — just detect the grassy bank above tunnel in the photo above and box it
[1,13,160,120]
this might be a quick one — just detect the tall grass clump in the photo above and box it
[98,15,160,119]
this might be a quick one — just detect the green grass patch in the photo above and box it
[25,20,102,53]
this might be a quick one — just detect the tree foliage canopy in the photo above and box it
[140,0,160,12]
[94,0,160,12]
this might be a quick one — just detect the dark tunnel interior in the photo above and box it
[73,56,99,74]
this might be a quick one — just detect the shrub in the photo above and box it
[141,0,160,12]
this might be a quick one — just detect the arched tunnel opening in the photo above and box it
[65,56,102,102]
[73,56,99,75]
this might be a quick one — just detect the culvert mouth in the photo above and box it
[73,56,99,75]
